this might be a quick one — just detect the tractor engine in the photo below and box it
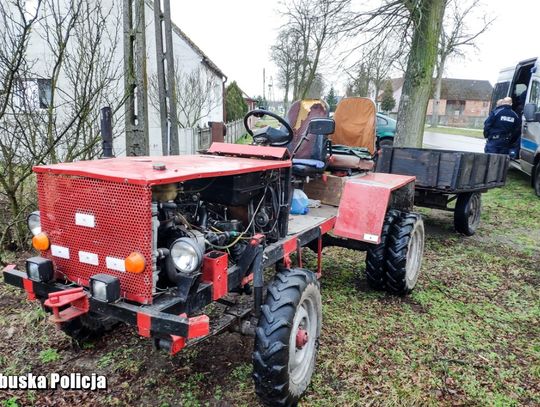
[152,170,285,292]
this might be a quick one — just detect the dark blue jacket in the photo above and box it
[483,104,521,141]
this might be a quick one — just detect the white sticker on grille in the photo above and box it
[75,213,95,228]
[363,233,379,243]
[106,256,126,272]
[51,245,70,259]
[79,251,99,266]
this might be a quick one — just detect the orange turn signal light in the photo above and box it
[32,233,50,251]
[125,252,145,273]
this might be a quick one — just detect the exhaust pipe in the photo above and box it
[100,107,114,158]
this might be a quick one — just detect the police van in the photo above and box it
[493,57,540,196]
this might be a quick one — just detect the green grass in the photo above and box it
[425,125,485,139]
[0,172,538,406]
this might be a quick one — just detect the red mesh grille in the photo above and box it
[37,173,154,304]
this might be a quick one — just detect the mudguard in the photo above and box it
[333,173,415,244]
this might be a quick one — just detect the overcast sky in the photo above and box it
[171,0,539,98]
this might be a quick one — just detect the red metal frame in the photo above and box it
[201,251,228,301]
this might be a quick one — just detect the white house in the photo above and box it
[17,0,226,157]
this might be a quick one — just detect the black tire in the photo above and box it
[378,137,394,148]
[60,313,118,342]
[533,163,540,197]
[253,268,322,407]
[365,209,401,289]
[385,213,425,295]
[454,192,482,236]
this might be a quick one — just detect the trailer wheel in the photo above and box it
[454,192,482,236]
[385,213,425,295]
[253,268,321,407]
[365,209,401,289]
[60,313,118,342]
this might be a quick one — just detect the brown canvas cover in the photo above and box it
[332,97,376,154]
[286,99,328,158]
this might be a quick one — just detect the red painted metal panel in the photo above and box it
[37,172,154,304]
[22,278,36,301]
[187,315,210,339]
[137,312,152,337]
[201,251,228,300]
[207,142,290,159]
[283,236,298,256]
[334,173,415,244]
[319,217,336,235]
[33,154,291,186]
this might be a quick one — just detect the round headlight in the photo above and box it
[27,211,41,236]
[170,238,203,273]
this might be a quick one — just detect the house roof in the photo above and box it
[385,78,493,101]
[145,0,226,79]
[439,78,492,101]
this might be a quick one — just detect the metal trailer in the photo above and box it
[376,147,509,235]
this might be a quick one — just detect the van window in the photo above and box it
[529,81,540,109]
[491,81,510,110]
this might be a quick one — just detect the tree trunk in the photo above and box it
[430,56,446,128]
[394,0,447,148]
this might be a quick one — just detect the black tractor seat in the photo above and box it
[291,158,326,176]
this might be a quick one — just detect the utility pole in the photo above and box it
[124,0,150,156]
[154,0,179,155]
[262,68,266,103]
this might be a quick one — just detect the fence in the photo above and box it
[178,119,246,155]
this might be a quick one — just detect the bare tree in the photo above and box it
[270,29,301,113]
[430,0,493,127]
[149,65,221,128]
[0,0,123,254]
[346,39,404,102]
[278,0,351,100]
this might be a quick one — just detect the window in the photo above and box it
[490,81,510,110]
[13,79,52,110]
[376,116,387,126]
[529,81,540,109]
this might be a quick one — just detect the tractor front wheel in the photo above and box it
[253,268,322,407]
[385,213,425,295]
[365,209,401,289]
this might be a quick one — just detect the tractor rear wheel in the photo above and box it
[60,313,118,342]
[365,209,401,289]
[454,192,482,236]
[385,213,425,295]
[253,268,321,407]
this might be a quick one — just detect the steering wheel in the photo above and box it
[243,109,294,147]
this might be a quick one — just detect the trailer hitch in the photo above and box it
[44,287,90,324]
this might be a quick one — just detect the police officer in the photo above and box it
[483,97,521,154]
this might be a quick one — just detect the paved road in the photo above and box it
[423,131,485,153]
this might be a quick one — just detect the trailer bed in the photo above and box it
[376,147,509,192]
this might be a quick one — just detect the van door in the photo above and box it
[521,77,540,174]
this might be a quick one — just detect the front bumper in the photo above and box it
[2,265,209,349]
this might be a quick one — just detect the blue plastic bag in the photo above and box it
[291,189,309,215]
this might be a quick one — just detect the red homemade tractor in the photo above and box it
[3,100,424,406]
